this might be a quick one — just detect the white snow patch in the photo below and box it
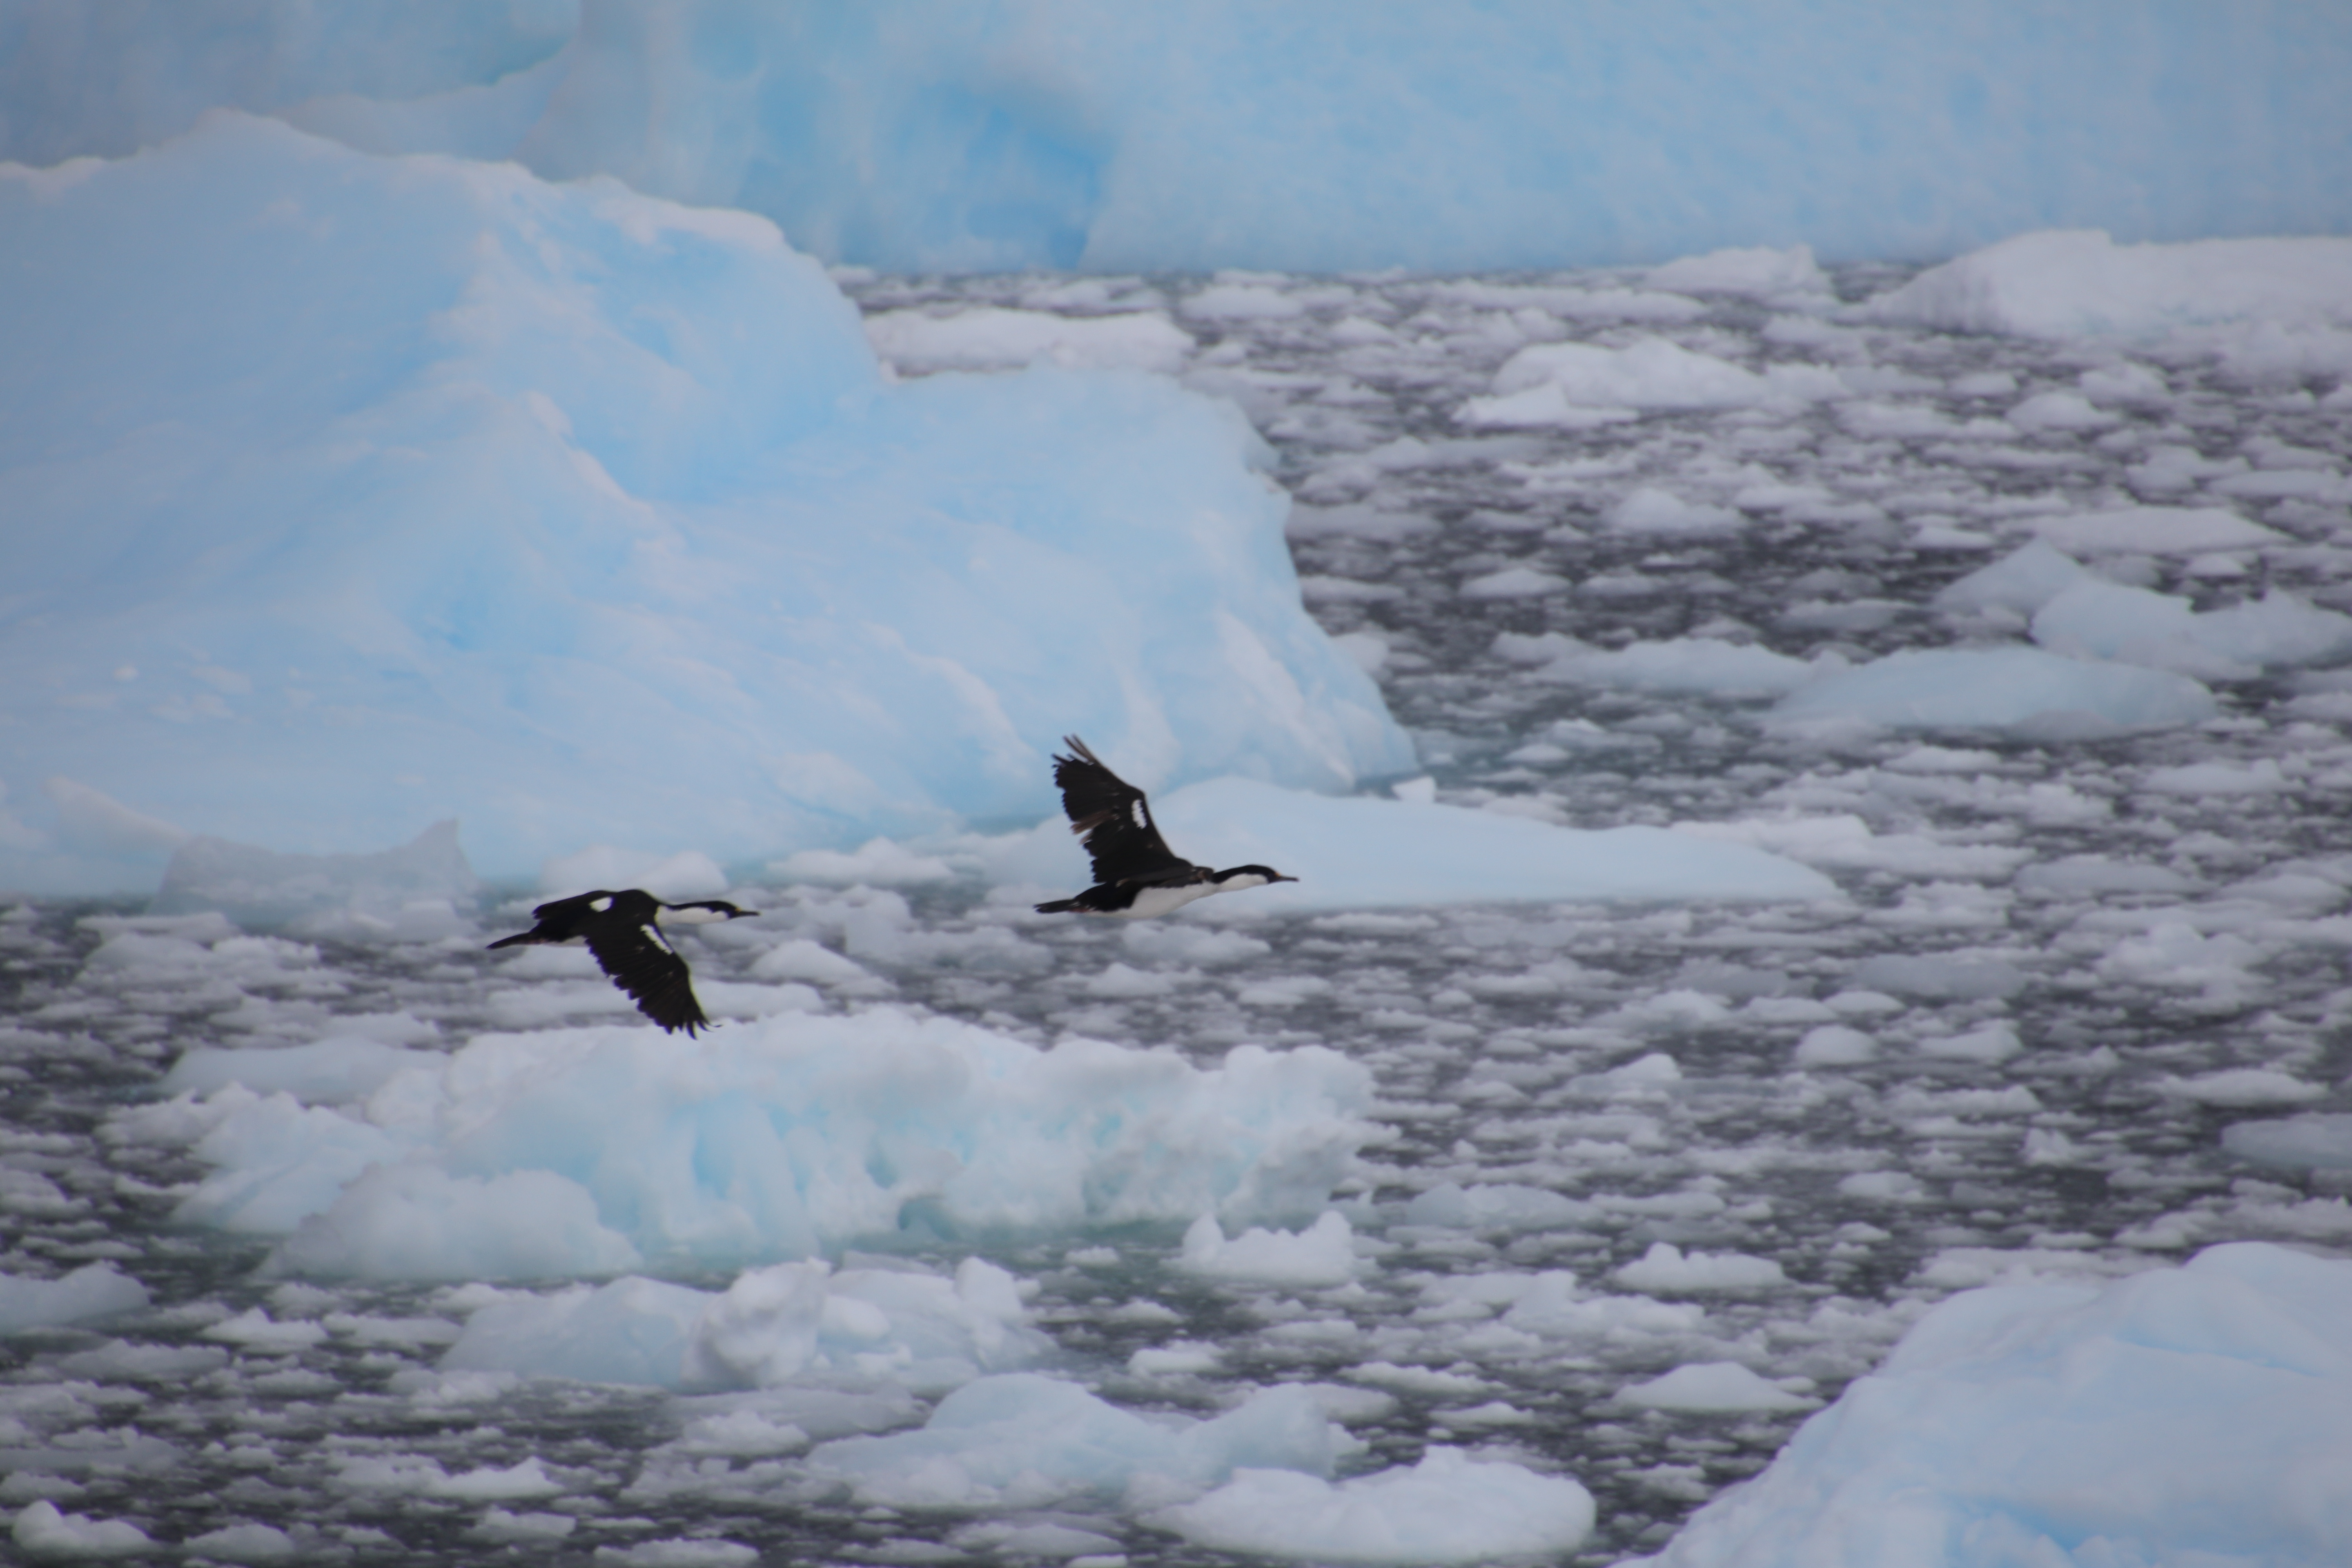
[1153,1445,1595,1563]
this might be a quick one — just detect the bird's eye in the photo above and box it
[590,897,612,912]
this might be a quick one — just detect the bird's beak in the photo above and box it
[1276,874,1299,883]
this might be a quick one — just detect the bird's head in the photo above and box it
[1210,865,1298,890]
[658,898,761,924]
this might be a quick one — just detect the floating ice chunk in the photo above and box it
[1455,381,1640,429]
[1477,338,1842,419]
[1849,955,2025,1000]
[1606,487,1744,537]
[1121,921,1272,967]
[1861,230,2352,338]
[2014,856,2195,896]
[805,1372,1350,1510]
[1615,1242,1788,1293]
[468,1510,577,1544]
[2222,1114,2352,1170]
[1636,1243,2352,1568]
[1794,1025,1877,1067]
[1933,541,2089,617]
[956,1521,1125,1559]
[1082,962,1185,998]
[1235,975,1333,1008]
[180,1522,297,1563]
[202,1307,328,1353]
[1603,991,1733,1034]
[2155,1070,2324,1108]
[1140,777,1835,909]
[1838,1171,1928,1203]
[2027,505,2285,555]
[172,1011,1371,1281]
[1183,283,1305,319]
[1153,1446,1595,1563]
[1769,646,2218,738]
[747,939,877,987]
[11,1499,155,1557]
[268,1165,647,1281]
[2033,582,2352,678]
[1402,1183,1590,1232]
[1181,1212,1356,1287]
[2141,759,2291,795]
[53,1341,230,1382]
[441,1258,1044,1394]
[1495,632,1828,695]
[2005,390,2115,432]
[866,307,1192,374]
[2189,593,2352,670]
[599,1540,759,1566]
[2094,922,2259,1002]
[1617,1361,1813,1412]
[149,820,479,937]
[1346,1362,1494,1397]
[1130,1341,1225,1376]
[1917,1021,2022,1063]
[2209,465,2352,503]
[1460,565,1570,597]
[1645,244,1830,301]
[1884,744,2005,774]
[0,1265,149,1334]
[332,1452,564,1501]
[1676,815,2020,882]
[1826,990,1906,1017]
[2076,361,2172,404]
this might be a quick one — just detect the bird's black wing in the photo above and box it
[581,919,710,1036]
[486,889,606,949]
[1053,736,1196,886]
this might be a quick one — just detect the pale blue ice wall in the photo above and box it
[0,116,1410,893]
[5,0,2348,271]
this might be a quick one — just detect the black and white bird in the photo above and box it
[1034,735,1297,918]
[487,889,757,1036]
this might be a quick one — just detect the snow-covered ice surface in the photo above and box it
[6,252,2352,1565]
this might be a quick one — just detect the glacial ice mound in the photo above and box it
[1631,1242,2352,1568]
[0,113,1410,895]
[123,1009,1376,1281]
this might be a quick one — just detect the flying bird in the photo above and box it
[488,889,757,1035]
[1035,735,1297,918]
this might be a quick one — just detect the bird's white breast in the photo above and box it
[1116,882,1222,919]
